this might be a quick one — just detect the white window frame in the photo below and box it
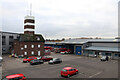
[38,45,40,48]
[21,48,23,50]
[24,45,27,48]
[24,52,27,55]
[31,45,34,48]
[31,51,34,55]
[38,51,40,56]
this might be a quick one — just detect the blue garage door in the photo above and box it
[76,46,82,55]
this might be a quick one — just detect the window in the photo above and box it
[115,54,118,57]
[62,69,67,72]
[21,48,23,50]
[2,48,6,51]
[2,36,6,45]
[24,52,27,55]
[38,51,40,56]
[31,45,34,48]
[69,69,73,71]
[9,42,13,45]
[38,45,40,48]
[2,36,5,38]
[37,37,40,40]
[9,36,13,39]
[31,51,34,55]
[24,45,27,48]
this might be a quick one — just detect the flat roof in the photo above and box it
[58,38,120,45]
[45,42,57,45]
[84,46,120,52]
[0,31,20,34]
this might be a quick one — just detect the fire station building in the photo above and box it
[13,15,45,57]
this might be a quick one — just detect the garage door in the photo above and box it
[75,46,82,55]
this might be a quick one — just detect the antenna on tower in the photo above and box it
[30,3,32,16]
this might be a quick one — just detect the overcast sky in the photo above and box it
[1,0,119,39]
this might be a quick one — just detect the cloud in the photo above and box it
[1,0,119,39]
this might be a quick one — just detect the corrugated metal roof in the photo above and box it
[45,42,57,45]
[84,46,120,52]
[59,38,119,44]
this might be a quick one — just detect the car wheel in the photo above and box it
[67,74,70,78]
[76,71,78,74]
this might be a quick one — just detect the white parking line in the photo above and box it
[113,61,117,63]
[88,71,102,78]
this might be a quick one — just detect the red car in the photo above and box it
[2,74,26,80]
[40,56,53,61]
[23,56,37,63]
[61,67,78,78]
[44,46,54,51]
[60,48,71,54]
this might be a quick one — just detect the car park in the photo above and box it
[23,56,37,63]
[2,74,26,80]
[30,59,44,65]
[48,58,62,64]
[61,67,78,78]
[40,56,53,61]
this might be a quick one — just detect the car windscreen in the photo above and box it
[53,58,57,61]
[62,69,67,72]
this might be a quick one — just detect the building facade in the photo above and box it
[13,15,45,57]
[14,37,44,56]
[0,31,19,54]
[46,38,120,59]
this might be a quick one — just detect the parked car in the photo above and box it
[2,74,26,80]
[30,59,44,65]
[88,54,97,58]
[40,56,53,61]
[100,56,109,61]
[60,48,71,54]
[23,56,37,63]
[44,46,54,51]
[36,56,42,60]
[61,67,78,78]
[48,58,62,64]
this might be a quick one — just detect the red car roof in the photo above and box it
[28,56,36,58]
[63,67,73,70]
[6,74,24,79]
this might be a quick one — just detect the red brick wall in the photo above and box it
[24,31,34,35]
[14,41,44,57]
[24,19,35,23]
[24,25,34,29]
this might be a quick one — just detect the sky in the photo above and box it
[0,0,119,39]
